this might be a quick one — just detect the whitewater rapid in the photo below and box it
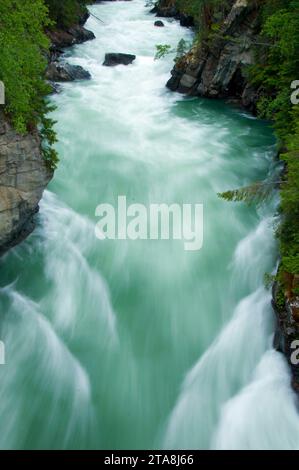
[0,0,298,450]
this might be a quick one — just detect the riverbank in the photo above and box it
[0,1,96,255]
[155,0,299,392]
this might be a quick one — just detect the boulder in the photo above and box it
[46,62,91,82]
[103,53,136,66]
[47,26,95,49]
[68,25,95,44]
[154,20,165,27]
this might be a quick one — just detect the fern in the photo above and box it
[218,180,280,206]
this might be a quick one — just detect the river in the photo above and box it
[0,0,298,450]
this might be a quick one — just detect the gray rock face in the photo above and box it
[0,114,53,255]
[46,62,91,82]
[166,0,260,111]
[103,53,136,66]
[47,26,95,50]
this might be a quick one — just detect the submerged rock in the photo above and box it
[154,20,165,27]
[103,53,136,66]
[46,62,91,82]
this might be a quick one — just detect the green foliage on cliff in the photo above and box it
[0,0,93,169]
[278,129,299,280]
[249,0,299,141]
[248,0,299,289]
[45,0,90,29]
[0,0,59,168]
[155,39,192,60]
[175,0,232,31]
[0,0,51,133]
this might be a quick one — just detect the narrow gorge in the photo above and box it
[0,0,298,451]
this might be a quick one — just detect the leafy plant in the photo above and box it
[155,44,172,60]
[155,39,192,60]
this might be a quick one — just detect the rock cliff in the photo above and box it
[0,114,52,255]
[166,0,260,112]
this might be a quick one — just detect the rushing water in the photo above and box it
[0,0,298,450]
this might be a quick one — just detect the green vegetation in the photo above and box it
[0,0,92,170]
[0,0,52,133]
[248,0,299,297]
[155,39,192,60]
[0,0,61,168]
[155,0,232,31]
[155,44,173,59]
[0,0,91,169]
[45,0,90,29]
[176,0,232,31]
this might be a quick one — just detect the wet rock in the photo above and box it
[46,62,91,82]
[154,20,165,27]
[103,53,136,66]
[68,25,95,44]
[48,82,62,94]
[47,26,95,50]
